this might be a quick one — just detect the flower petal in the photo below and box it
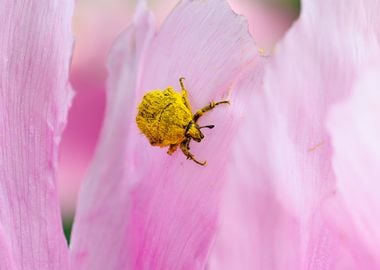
[208,61,305,269]
[139,0,256,107]
[71,0,259,269]
[126,1,258,268]
[206,60,302,270]
[324,66,380,268]
[208,0,380,269]
[0,1,74,269]
[69,3,155,269]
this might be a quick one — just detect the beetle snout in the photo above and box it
[194,137,202,142]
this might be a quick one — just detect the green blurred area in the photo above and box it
[288,0,301,10]
[63,216,74,244]
[259,0,301,13]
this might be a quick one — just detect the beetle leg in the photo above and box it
[183,137,191,150]
[193,100,230,123]
[167,144,178,155]
[179,77,192,111]
[180,140,206,166]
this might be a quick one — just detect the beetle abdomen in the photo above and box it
[136,87,192,147]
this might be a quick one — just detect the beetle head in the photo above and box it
[186,122,214,142]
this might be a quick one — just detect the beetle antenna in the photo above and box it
[199,125,215,129]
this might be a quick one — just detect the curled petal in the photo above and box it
[70,3,155,269]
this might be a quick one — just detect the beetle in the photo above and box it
[136,77,229,165]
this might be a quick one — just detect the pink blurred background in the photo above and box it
[59,0,299,219]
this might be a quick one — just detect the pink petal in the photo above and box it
[207,59,302,270]
[0,1,74,269]
[59,0,134,216]
[139,0,256,106]
[324,66,380,267]
[208,0,380,269]
[70,3,156,269]
[71,0,259,269]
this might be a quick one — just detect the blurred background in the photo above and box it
[60,0,300,242]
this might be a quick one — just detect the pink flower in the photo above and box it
[1,0,380,270]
